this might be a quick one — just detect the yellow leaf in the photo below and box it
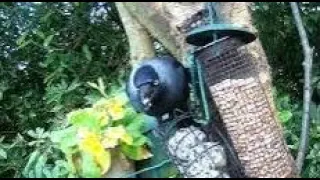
[102,137,118,149]
[77,127,90,139]
[103,126,133,148]
[121,133,133,146]
[91,100,111,126]
[96,150,111,174]
[78,128,112,175]
[93,98,125,121]
[100,114,109,127]
[108,96,127,107]
[108,98,126,121]
[92,98,109,111]
[140,148,153,160]
[78,130,104,156]
[94,111,109,127]
[108,105,125,121]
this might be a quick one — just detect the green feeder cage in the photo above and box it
[185,2,297,178]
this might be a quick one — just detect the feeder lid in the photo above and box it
[186,23,256,46]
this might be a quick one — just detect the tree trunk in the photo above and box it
[115,3,155,66]
[122,2,205,62]
[117,2,298,178]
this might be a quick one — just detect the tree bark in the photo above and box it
[123,2,205,62]
[115,3,155,66]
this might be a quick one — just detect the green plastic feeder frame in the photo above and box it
[186,23,257,47]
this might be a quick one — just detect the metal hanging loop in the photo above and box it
[186,2,256,46]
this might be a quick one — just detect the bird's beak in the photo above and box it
[142,98,152,109]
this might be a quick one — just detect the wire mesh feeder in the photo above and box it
[152,104,246,178]
[193,36,298,178]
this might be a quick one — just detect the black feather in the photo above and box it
[133,65,159,88]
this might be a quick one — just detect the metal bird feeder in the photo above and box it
[130,2,296,178]
[138,2,259,178]
[185,2,297,178]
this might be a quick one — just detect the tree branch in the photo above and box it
[122,2,205,61]
[290,2,314,174]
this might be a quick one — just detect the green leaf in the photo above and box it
[84,93,103,105]
[67,80,81,92]
[44,35,54,47]
[81,153,101,178]
[36,30,46,39]
[87,82,99,90]
[125,115,145,133]
[28,141,38,146]
[0,136,5,143]
[43,168,53,178]
[132,136,149,147]
[68,173,77,178]
[67,109,101,131]
[50,127,78,153]
[87,78,108,97]
[98,77,105,91]
[27,130,37,138]
[121,144,152,161]
[23,150,40,177]
[18,40,32,49]
[41,11,53,22]
[279,110,293,123]
[97,77,107,97]
[35,155,47,178]
[311,76,320,85]
[52,160,70,178]
[288,144,298,150]
[82,44,92,61]
[52,163,62,178]
[17,33,27,45]
[28,170,36,178]
[0,147,7,159]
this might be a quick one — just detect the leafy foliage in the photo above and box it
[274,89,320,178]
[252,2,320,178]
[251,2,320,98]
[49,81,152,178]
[0,2,129,178]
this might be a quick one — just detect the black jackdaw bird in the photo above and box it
[126,56,190,117]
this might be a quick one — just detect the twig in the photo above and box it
[290,2,314,175]
[120,159,172,178]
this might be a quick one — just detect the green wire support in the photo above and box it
[195,55,211,123]
[187,49,211,125]
[207,2,218,41]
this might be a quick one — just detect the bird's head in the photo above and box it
[138,80,162,111]
[133,65,163,111]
